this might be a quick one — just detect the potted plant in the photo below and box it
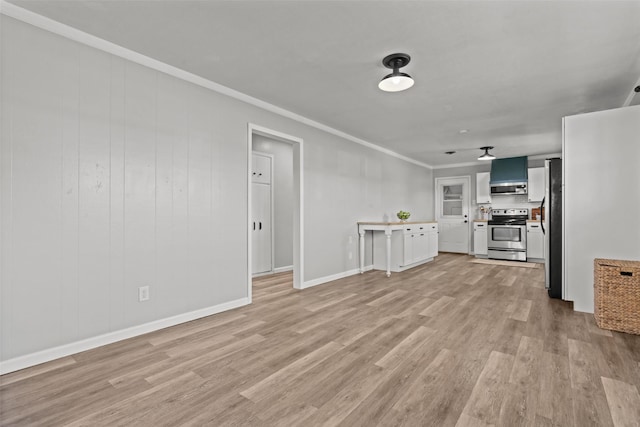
[397,210,411,222]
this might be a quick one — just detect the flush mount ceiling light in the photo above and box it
[478,146,496,161]
[378,53,414,92]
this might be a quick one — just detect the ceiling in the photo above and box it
[7,0,640,167]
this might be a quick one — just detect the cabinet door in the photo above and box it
[427,224,439,258]
[476,172,491,204]
[527,167,545,202]
[252,153,272,184]
[414,233,429,262]
[526,223,544,259]
[402,234,414,266]
[474,224,488,256]
[252,183,272,273]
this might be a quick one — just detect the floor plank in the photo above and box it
[601,377,640,427]
[2,253,640,426]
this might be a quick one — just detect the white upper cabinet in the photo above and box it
[476,172,491,204]
[252,153,272,184]
[527,167,544,202]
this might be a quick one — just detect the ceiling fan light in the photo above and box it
[378,73,414,92]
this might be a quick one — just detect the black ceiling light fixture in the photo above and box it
[478,146,496,161]
[378,53,414,92]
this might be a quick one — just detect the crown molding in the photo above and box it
[0,0,432,170]
[430,152,562,170]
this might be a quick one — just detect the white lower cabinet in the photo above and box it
[473,221,488,257]
[526,222,544,261]
[373,223,438,272]
[427,223,438,259]
[403,232,429,266]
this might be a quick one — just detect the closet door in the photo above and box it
[252,182,272,274]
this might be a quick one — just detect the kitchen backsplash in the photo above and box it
[475,194,541,219]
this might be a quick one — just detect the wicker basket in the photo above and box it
[594,258,640,335]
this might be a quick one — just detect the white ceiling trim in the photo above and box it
[430,152,563,170]
[0,0,432,170]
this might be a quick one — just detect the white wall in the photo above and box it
[564,105,640,313]
[252,135,294,270]
[0,15,434,370]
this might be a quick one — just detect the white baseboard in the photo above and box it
[301,265,374,289]
[0,297,250,375]
[273,265,294,273]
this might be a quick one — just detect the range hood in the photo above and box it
[490,156,528,195]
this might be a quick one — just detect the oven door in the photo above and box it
[488,224,527,250]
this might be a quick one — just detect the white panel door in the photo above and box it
[252,183,272,274]
[436,176,470,253]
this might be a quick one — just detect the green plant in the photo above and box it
[397,210,411,220]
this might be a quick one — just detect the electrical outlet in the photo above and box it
[138,286,150,302]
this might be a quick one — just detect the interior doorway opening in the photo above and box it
[247,124,303,302]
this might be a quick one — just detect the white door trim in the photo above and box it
[435,175,471,254]
[247,124,304,301]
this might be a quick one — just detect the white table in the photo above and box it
[358,221,437,277]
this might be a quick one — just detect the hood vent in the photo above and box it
[490,156,528,195]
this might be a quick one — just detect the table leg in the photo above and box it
[359,229,365,274]
[385,230,392,277]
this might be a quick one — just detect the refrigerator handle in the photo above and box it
[540,197,545,234]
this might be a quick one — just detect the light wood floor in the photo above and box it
[2,253,640,426]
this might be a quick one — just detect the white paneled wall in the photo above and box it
[1,15,434,370]
[1,17,248,363]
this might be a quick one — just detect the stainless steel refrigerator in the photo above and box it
[541,158,562,298]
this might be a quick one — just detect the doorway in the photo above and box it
[435,176,471,253]
[247,124,303,302]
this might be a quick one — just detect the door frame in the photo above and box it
[251,151,275,276]
[247,124,304,301]
[434,175,471,254]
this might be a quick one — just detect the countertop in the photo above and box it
[357,221,437,225]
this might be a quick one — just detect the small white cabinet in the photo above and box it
[252,153,272,184]
[476,172,491,204]
[403,232,429,266]
[527,167,545,203]
[526,222,544,261]
[473,221,488,257]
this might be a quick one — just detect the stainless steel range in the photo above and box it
[488,208,528,261]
